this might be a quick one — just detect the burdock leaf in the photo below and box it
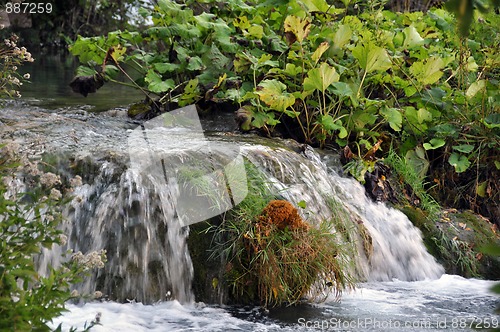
[352,41,391,73]
[402,25,425,49]
[303,62,339,93]
[284,16,311,45]
[145,70,175,93]
[448,153,471,173]
[380,107,402,131]
[256,80,295,112]
[409,56,444,86]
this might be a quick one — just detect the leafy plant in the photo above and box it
[69,0,499,222]
[0,143,106,331]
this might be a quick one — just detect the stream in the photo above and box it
[1,56,498,331]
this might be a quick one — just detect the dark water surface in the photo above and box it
[18,52,144,111]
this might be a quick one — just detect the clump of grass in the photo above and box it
[384,148,441,219]
[431,228,480,277]
[209,161,355,307]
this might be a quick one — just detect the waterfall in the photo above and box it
[65,162,194,304]
[3,105,444,305]
[241,144,445,282]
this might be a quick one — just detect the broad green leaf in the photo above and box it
[351,110,378,129]
[75,66,97,77]
[303,62,340,93]
[333,24,352,52]
[245,25,264,39]
[202,44,230,71]
[301,0,330,12]
[318,115,347,138]
[154,62,179,74]
[483,114,500,129]
[252,111,279,128]
[448,153,471,173]
[145,70,175,93]
[256,80,295,112]
[402,25,425,49]
[466,80,486,99]
[423,138,446,150]
[417,108,433,123]
[284,16,311,44]
[380,108,402,131]
[409,56,444,85]
[284,63,303,76]
[331,82,358,106]
[495,161,500,170]
[352,41,392,73]
[452,145,474,153]
[312,42,330,64]
[405,146,429,179]
[187,56,205,71]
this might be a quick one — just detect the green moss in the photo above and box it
[401,205,500,279]
[187,220,226,303]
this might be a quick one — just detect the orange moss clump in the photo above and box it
[259,200,309,231]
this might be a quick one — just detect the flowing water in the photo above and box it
[1,59,498,331]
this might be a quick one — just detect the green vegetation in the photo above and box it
[68,0,499,224]
[0,146,106,330]
[205,162,355,307]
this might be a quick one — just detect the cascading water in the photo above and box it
[3,103,444,305]
[241,144,444,282]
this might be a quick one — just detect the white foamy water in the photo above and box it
[52,275,498,332]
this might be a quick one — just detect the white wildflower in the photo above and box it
[94,291,103,299]
[70,175,83,187]
[49,188,62,200]
[58,234,68,246]
[23,73,30,79]
[39,172,61,187]
[70,289,79,297]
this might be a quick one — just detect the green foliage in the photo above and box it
[69,0,499,218]
[385,148,440,218]
[0,145,105,331]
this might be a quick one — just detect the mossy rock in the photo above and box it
[127,102,151,118]
[187,219,228,304]
[402,206,500,279]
